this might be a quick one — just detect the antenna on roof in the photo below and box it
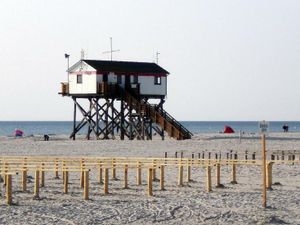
[102,37,120,61]
[81,49,85,60]
[156,52,160,64]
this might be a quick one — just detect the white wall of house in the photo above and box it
[68,61,167,96]
[68,62,97,94]
[69,73,97,94]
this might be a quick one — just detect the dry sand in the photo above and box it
[0,133,300,225]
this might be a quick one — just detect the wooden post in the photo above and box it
[112,159,116,180]
[178,165,183,186]
[104,168,109,194]
[206,165,212,192]
[80,159,84,188]
[98,162,103,184]
[186,162,191,182]
[137,162,142,185]
[64,169,69,194]
[262,134,267,208]
[215,163,222,188]
[160,165,165,190]
[34,169,40,199]
[148,168,153,196]
[231,163,237,184]
[55,159,59,179]
[6,174,12,205]
[22,167,27,192]
[124,164,128,189]
[83,170,89,200]
[266,162,274,190]
[152,160,157,181]
[41,163,45,188]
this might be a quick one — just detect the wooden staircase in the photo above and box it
[120,86,193,140]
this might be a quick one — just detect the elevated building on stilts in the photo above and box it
[59,59,192,140]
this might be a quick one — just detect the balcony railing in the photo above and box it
[60,82,69,95]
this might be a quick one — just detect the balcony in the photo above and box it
[60,82,69,95]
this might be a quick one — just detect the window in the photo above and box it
[77,74,82,84]
[117,75,122,84]
[154,76,161,85]
[132,75,138,84]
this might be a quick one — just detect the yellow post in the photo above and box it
[137,162,142,185]
[62,161,66,182]
[41,163,45,188]
[262,134,267,208]
[64,169,69,194]
[34,169,40,199]
[266,162,274,190]
[152,160,157,181]
[178,165,183,186]
[55,158,59,179]
[83,170,89,200]
[112,159,116,180]
[160,165,165,190]
[186,163,191,182]
[124,164,128,189]
[22,167,27,192]
[98,161,103,184]
[148,168,153,196]
[215,163,222,188]
[104,168,109,194]
[80,159,85,188]
[231,163,237,184]
[3,162,8,186]
[6,174,12,205]
[206,165,212,192]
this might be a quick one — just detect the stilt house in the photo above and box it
[60,59,192,140]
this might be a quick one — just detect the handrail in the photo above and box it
[116,85,193,139]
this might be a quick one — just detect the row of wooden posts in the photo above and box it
[1,156,293,206]
[171,151,300,161]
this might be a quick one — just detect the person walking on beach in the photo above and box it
[282,124,289,132]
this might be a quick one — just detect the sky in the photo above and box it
[0,0,300,121]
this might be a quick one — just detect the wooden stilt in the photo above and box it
[266,162,274,190]
[55,159,59,179]
[83,170,89,200]
[186,164,191,182]
[160,165,165,190]
[22,167,27,192]
[112,159,116,180]
[124,164,128,189]
[64,169,69,194]
[98,162,103,184]
[6,175,12,205]
[262,134,267,208]
[231,163,237,184]
[80,159,84,188]
[148,168,153,196]
[178,165,183,186]
[215,163,223,188]
[104,168,109,194]
[137,162,142,185]
[206,165,212,192]
[41,163,45,188]
[34,169,40,199]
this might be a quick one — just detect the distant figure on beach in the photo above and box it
[44,134,49,141]
[14,129,24,138]
[282,124,289,132]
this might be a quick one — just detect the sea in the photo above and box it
[0,121,299,137]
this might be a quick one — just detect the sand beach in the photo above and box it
[0,132,299,225]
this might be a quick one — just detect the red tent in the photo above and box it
[224,126,235,133]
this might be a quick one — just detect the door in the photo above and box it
[125,75,130,90]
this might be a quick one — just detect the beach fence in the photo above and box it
[1,155,299,206]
